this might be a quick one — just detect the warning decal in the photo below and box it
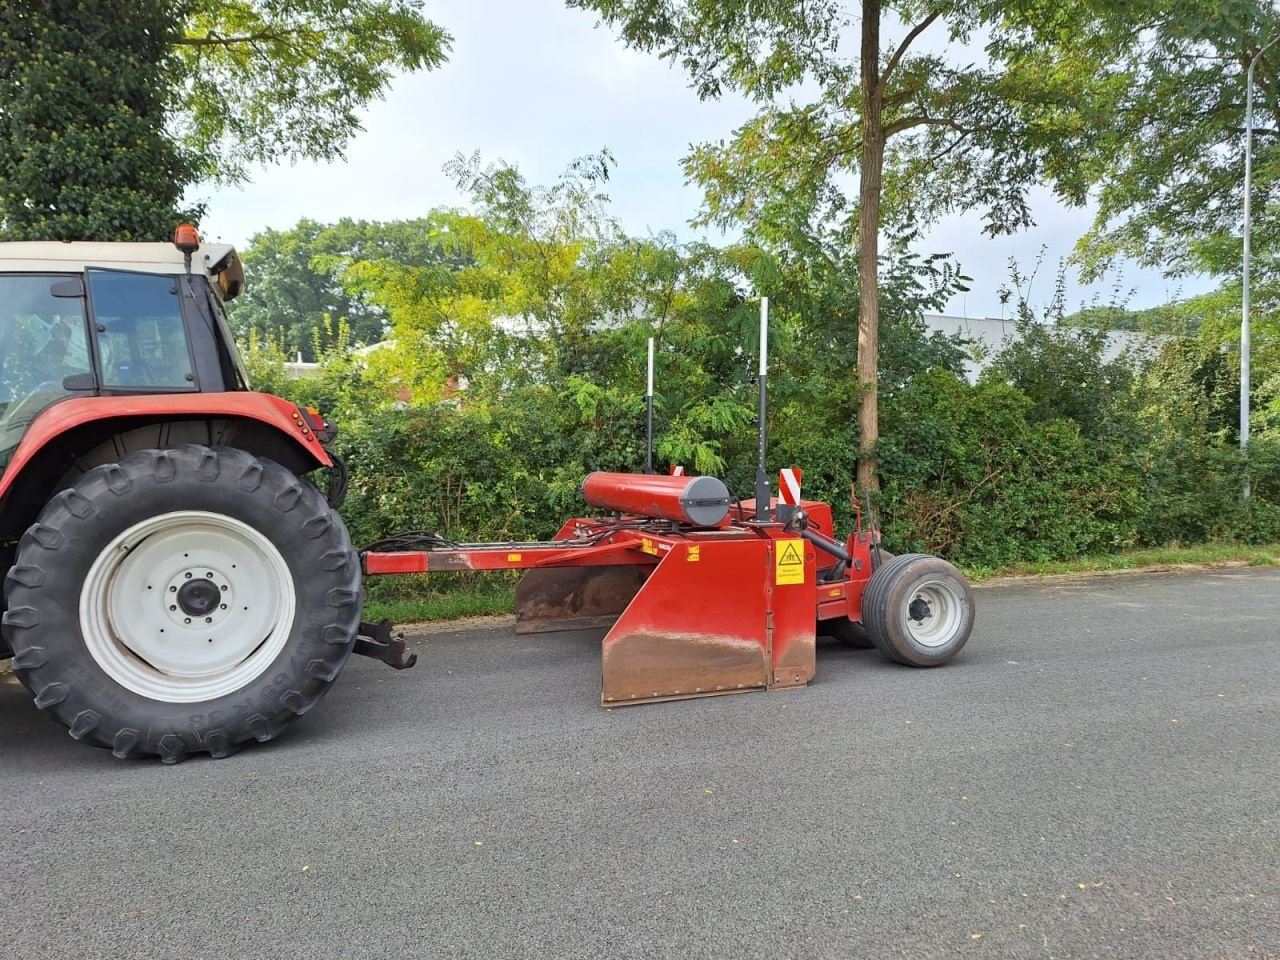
[775,539,805,585]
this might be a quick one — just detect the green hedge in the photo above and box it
[272,321,1280,573]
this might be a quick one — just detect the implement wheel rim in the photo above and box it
[901,577,966,648]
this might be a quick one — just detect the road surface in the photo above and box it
[1,568,1277,959]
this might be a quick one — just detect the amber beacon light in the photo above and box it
[172,223,201,254]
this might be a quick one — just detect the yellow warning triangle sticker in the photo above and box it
[779,541,804,566]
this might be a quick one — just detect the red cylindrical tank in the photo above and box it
[582,472,732,527]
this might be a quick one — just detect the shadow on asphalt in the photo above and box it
[0,672,103,769]
[0,626,929,771]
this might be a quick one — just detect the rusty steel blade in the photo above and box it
[602,629,770,705]
[514,565,649,634]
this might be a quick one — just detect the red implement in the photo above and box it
[360,473,970,707]
[598,528,817,704]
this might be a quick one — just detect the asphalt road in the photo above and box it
[1,568,1277,960]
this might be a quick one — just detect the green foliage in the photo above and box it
[989,0,1280,283]
[0,0,449,240]
[246,161,1280,575]
[879,371,1142,565]
[0,0,201,241]
[230,217,459,359]
[571,0,1105,245]
[1061,303,1202,336]
[177,0,451,181]
[982,320,1138,439]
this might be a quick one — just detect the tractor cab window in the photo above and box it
[88,270,195,389]
[0,275,93,468]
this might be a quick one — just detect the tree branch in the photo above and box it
[883,114,975,138]
[921,129,975,166]
[176,30,299,48]
[878,11,940,92]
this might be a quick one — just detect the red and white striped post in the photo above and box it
[668,465,685,477]
[778,467,802,506]
[777,467,801,523]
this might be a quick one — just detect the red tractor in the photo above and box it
[1,233,974,763]
[0,230,369,762]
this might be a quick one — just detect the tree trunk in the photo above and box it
[856,0,884,493]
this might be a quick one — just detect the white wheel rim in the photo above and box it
[79,510,296,703]
[902,578,966,648]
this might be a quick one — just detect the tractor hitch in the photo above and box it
[353,619,418,670]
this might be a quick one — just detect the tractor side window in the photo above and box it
[88,270,194,389]
[0,275,93,468]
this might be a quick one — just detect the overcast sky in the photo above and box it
[193,0,1217,318]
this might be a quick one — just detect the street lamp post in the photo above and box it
[1242,34,1280,498]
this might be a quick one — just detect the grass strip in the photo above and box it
[363,578,516,625]
[964,542,1280,582]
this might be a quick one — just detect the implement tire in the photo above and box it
[862,553,974,667]
[2,445,361,763]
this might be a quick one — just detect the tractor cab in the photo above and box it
[0,239,249,470]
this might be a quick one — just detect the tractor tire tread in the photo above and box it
[2,444,362,763]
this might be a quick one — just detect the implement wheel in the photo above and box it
[861,553,973,667]
[2,445,362,762]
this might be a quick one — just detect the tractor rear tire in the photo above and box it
[2,445,362,763]
[861,553,974,667]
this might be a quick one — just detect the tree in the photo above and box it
[568,0,1089,491]
[0,0,200,240]
[176,0,451,181]
[997,0,1280,283]
[0,0,449,242]
[229,217,462,359]
[991,0,1280,457]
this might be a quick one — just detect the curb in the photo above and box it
[971,558,1273,588]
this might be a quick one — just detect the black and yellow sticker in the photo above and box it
[775,539,805,585]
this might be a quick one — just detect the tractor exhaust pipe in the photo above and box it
[754,297,770,521]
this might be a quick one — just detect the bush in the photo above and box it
[877,371,1146,566]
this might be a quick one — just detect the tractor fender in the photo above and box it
[0,393,332,504]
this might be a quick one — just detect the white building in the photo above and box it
[922,313,1157,382]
